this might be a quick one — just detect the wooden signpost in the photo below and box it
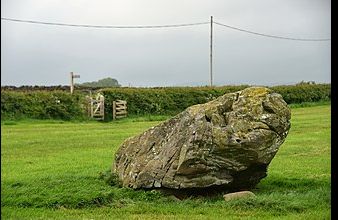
[70,72,80,94]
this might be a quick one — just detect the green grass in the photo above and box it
[1,105,331,219]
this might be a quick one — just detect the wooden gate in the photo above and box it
[88,93,105,120]
[112,100,127,120]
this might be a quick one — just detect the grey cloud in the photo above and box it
[1,0,330,86]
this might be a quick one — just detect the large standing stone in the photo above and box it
[113,87,291,191]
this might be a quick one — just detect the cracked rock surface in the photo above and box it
[113,87,291,190]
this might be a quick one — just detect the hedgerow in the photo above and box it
[270,84,331,104]
[101,84,330,119]
[100,85,249,120]
[1,90,87,120]
[1,84,330,120]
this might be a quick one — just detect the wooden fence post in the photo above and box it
[113,101,116,120]
[100,95,104,120]
[90,98,94,118]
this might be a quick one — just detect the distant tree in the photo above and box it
[78,77,121,88]
[296,80,316,85]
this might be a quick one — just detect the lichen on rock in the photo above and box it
[113,87,291,191]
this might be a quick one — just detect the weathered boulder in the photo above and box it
[113,87,291,191]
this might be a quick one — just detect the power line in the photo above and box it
[214,21,331,41]
[1,17,209,29]
[2,17,331,41]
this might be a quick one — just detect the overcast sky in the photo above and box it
[1,0,331,87]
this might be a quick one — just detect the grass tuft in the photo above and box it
[98,170,122,187]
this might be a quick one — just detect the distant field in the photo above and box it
[1,105,331,219]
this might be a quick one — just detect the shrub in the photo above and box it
[1,90,87,120]
[271,84,331,104]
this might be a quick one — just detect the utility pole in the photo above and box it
[210,16,213,87]
[70,72,80,94]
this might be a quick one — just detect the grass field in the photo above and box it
[1,104,331,219]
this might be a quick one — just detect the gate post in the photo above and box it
[112,101,116,120]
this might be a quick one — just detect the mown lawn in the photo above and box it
[1,105,331,219]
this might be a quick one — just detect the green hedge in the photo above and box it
[1,84,330,121]
[100,86,249,120]
[1,91,87,120]
[101,84,330,119]
[270,84,331,104]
